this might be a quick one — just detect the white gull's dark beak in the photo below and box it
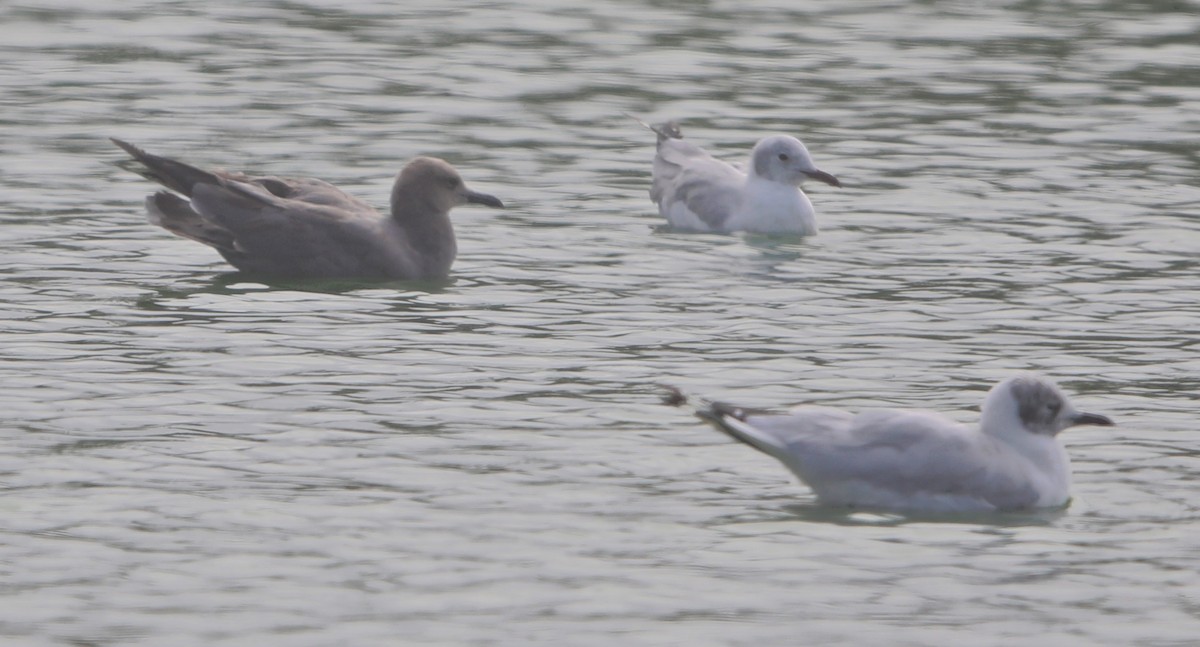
[803,169,841,188]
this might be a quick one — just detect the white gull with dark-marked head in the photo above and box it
[673,374,1112,513]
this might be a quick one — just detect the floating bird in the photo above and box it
[636,119,840,234]
[112,138,503,280]
[666,375,1113,513]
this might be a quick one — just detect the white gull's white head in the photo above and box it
[749,135,842,188]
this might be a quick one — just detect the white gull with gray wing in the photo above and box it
[641,120,841,235]
[679,374,1113,513]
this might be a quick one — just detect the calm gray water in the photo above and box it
[2,1,1199,645]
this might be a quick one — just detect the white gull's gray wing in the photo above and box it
[651,138,745,231]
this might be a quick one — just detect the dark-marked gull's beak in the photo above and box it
[464,189,504,208]
[1071,411,1114,427]
[803,169,842,188]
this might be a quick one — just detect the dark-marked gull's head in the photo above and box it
[983,374,1113,437]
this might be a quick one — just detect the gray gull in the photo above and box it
[112,138,503,280]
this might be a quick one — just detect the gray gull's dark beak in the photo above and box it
[464,189,504,208]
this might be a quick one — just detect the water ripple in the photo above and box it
[2,1,1199,645]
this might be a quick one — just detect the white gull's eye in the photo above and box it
[778,153,789,161]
